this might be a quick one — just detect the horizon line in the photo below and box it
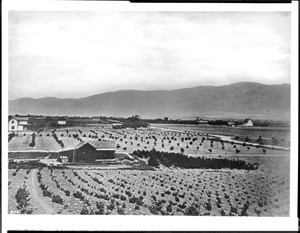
[9,81,290,101]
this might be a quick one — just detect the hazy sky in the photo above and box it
[9,11,290,100]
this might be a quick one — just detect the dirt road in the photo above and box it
[30,169,56,214]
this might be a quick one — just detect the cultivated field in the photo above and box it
[8,124,290,216]
[8,154,289,216]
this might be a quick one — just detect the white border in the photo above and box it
[2,0,298,231]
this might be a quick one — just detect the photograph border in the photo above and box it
[2,0,298,231]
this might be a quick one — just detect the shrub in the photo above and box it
[204,202,212,211]
[95,201,105,215]
[43,189,52,197]
[184,203,200,216]
[117,207,125,215]
[15,186,31,210]
[52,195,64,204]
[80,206,89,215]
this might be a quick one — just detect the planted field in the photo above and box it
[9,135,62,151]
[151,124,290,147]
[8,153,289,216]
[8,124,290,216]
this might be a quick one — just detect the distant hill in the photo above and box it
[9,82,290,120]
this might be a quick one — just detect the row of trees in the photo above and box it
[52,133,64,148]
[29,133,36,147]
[8,132,15,142]
[132,149,259,170]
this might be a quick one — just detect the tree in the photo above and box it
[245,136,250,142]
[257,135,263,145]
[148,151,160,168]
[180,148,185,154]
[271,136,279,145]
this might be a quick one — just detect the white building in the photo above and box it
[228,121,236,127]
[242,118,254,127]
[8,116,30,131]
[58,120,66,125]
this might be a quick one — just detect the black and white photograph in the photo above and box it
[2,0,299,231]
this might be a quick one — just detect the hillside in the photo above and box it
[9,82,290,120]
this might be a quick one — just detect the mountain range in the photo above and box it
[9,82,290,120]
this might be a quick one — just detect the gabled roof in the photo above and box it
[76,140,116,150]
[12,116,29,122]
[244,118,252,123]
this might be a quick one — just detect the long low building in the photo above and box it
[60,140,116,163]
[8,135,116,162]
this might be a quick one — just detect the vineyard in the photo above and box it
[8,125,290,216]
[8,153,289,216]
[9,125,290,159]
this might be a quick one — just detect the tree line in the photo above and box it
[132,149,259,170]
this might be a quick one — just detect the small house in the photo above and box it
[57,117,67,125]
[8,116,30,131]
[112,123,123,129]
[242,118,254,127]
[228,121,235,127]
[92,116,101,122]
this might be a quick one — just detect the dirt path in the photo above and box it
[30,169,56,214]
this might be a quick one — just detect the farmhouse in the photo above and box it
[242,118,254,127]
[8,116,30,131]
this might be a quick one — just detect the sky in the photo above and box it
[9,11,290,100]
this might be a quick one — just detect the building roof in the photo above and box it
[12,116,29,122]
[244,118,252,123]
[76,140,116,150]
[19,122,31,126]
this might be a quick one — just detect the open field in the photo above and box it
[150,124,290,147]
[8,124,290,216]
[8,153,289,216]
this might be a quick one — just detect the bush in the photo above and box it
[80,206,89,215]
[43,189,53,197]
[15,186,31,210]
[95,201,105,215]
[52,195,64,204]
[204,202,212,211]
[184,203,200,216]
[117,207,125,215]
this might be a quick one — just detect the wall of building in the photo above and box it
[75,144,115,162]
[8,119,19,131]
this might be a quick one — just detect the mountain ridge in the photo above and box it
[9,82,290,120]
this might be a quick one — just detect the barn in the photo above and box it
[58,140,116,163]
[73,140,116,162]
